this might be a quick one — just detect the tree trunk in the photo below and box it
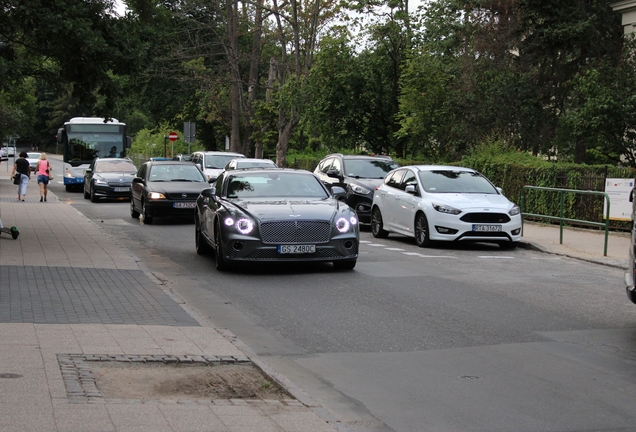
[276,118,296,167]
[226,0,242,154]
[243,0,264,158]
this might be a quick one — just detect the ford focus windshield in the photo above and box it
[418,170,498,194]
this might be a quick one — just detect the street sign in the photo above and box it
[168,132,178,142]
[184,122,195,143]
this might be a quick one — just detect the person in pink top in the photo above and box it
[35,153,52,202]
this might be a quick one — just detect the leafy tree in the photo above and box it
[398,0,633,164]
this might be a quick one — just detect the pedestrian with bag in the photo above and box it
[35,153,52,202]
[11,151,30,201]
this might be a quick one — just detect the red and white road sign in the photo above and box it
[168,132,178,142]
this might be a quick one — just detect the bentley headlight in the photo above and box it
[509,204,520,216]
[350,216,358,225]
[148,192,166,199]
[350,184,372,195]
[236,218,254,234]
[336,217,350,233]
[224,217,234,226]
[432,203,462,215]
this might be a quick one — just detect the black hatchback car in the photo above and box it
[83,158,138,202]
[130,160,209,224]
[314,154,399,224]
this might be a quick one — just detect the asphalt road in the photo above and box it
[46,168,636,432]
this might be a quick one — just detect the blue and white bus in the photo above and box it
[56,117,131,191]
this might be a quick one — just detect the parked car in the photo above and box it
[83,158,138,202]
[314,154,399,225]
[26,152,41,171]
[223,158,277,171]
[371,165,522,249]
[1,145,16,159]
[190,151,246,182]
[194,169,359,271]
[130,160,210,224]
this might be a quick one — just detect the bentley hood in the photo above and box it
[228,198,346,222]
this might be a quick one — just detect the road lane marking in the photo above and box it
[385,248,405,251]
[478,256,514,259]
[402,252,457,258]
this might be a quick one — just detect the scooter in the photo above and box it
[0,216,19,239]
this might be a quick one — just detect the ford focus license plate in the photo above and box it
[472,224,502,232]
[278,245,316,254]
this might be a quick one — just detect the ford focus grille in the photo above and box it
[260,221,331,244]
[460,213,510,223]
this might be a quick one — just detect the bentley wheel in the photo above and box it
[371,207,389,238]
[142,200,153,224]
[130,199,140,219]
[195,217,212,255]
[414,213,432,247]
[214,224,229,271]
[333,259,357,270]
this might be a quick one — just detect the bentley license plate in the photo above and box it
[173,202,196,209]
[278,245,316,254]
[472,224,502,232]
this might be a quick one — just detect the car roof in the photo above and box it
[195,151,245,156]
[144,160,196,166]
[405,165,477,172]
[326,153,393,160]
[234,158,276,164]
[96,157,133,162]
[225,168,311,176]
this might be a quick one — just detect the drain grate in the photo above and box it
[0,373,22,379]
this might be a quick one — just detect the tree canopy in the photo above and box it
[1,0,636,166]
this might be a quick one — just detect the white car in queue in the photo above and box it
[371,165,522,249]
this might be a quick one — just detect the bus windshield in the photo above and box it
[67,132,124,161]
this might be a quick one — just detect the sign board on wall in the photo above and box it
[604,178,634,221]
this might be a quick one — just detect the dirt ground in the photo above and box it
[91,362,293,401]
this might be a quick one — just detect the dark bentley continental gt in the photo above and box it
[194,169,360,271]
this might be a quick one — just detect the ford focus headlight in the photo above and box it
[509,204,520,216]
[432,203,462,215]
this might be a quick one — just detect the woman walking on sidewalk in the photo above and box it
[11,151,30,201]
[35,153,52,202]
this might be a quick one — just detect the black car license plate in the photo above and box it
[278,245,316,254]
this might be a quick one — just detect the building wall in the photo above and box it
[611,0,636,34]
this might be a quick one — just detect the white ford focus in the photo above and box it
[371,165,521,249]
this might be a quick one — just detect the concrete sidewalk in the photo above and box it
[520,221,630,270]
[0,166,340,431]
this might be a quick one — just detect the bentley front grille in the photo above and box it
[260,220,331,244]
